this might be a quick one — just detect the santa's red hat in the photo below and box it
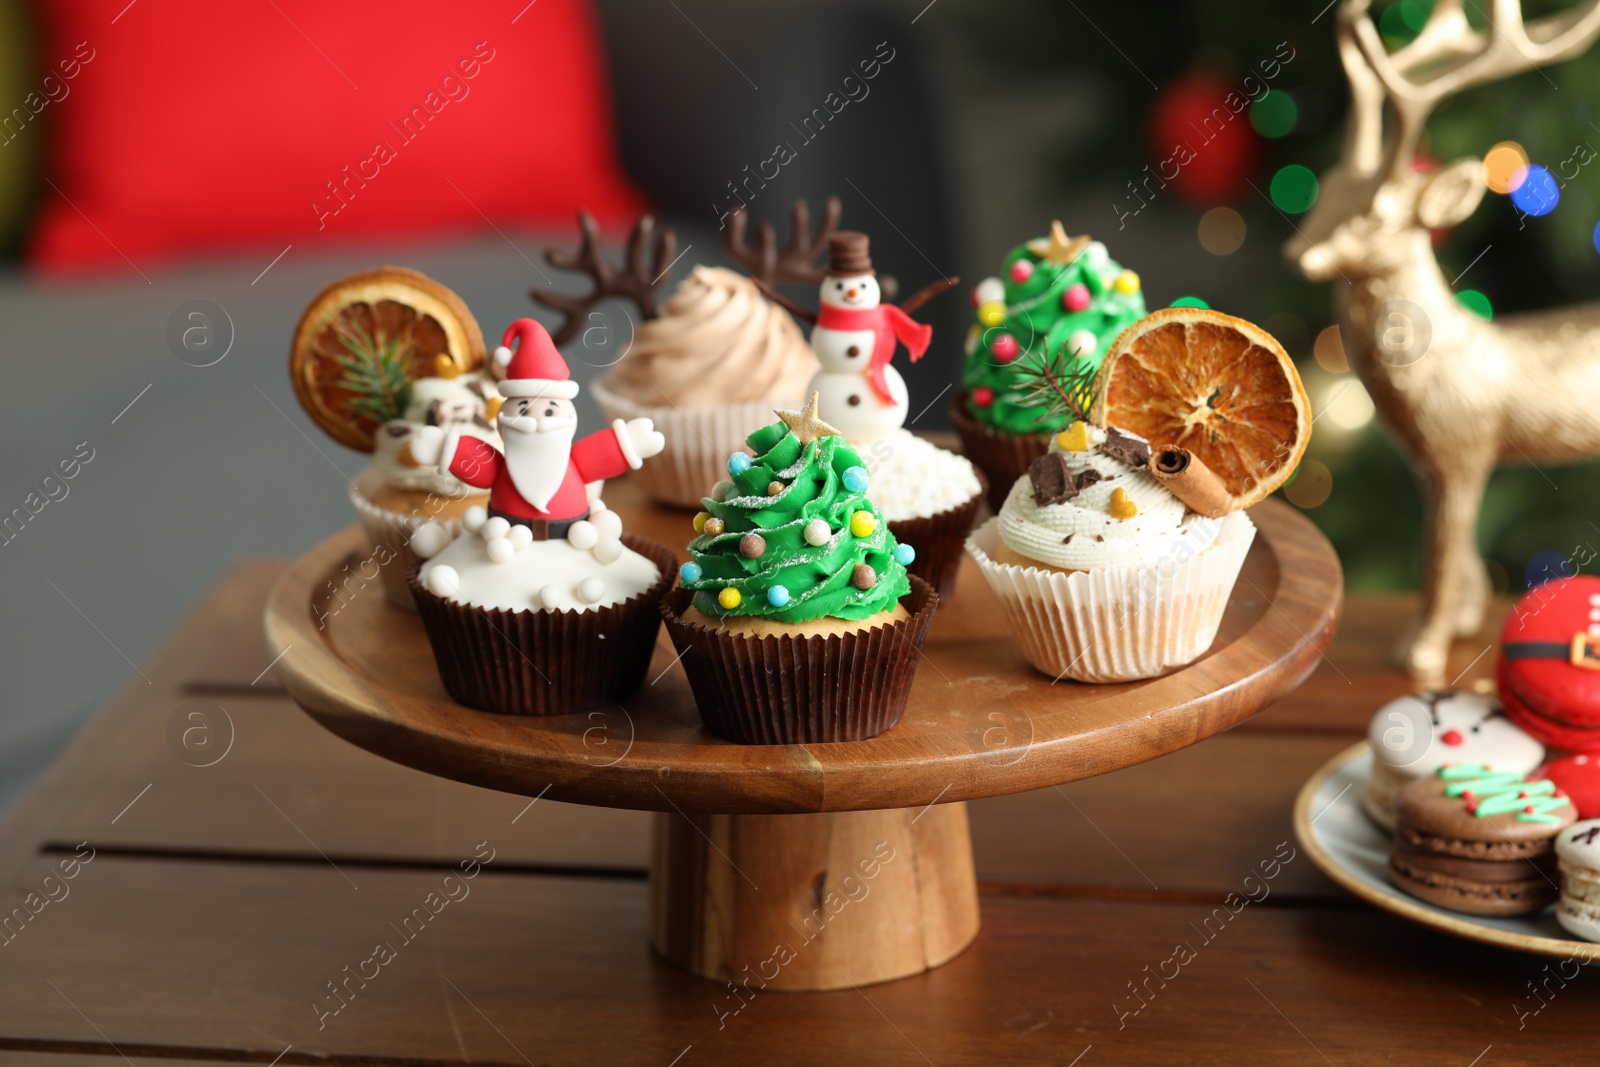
[493,319,579,399]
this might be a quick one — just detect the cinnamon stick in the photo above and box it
[1150,446,1231,517]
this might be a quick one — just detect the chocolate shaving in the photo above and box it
[1099,428,1150,468]
[1062,533,1074,544]
[1028,453,1078,507]
[384,423,410,438]
[1074,468,1103,492]
[1095,534,1104,542]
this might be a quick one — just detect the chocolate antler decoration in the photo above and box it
[723,196,841,286]
[532,212,678,346]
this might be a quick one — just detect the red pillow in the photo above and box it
[27,0,643,275]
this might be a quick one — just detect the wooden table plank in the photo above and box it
[0,853,1577,1067]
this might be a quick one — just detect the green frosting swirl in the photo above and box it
[682,420,911,623]
[962,237,1145,435]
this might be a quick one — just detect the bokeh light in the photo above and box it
[1591,219,1600,255]
[1380,0,1430,45]
[1250,90,1297,138]
[1270,165,1319,214]
[1313,325,1349,374]
[1509,164,1559,216]
[1170,296,1210,308]
[1526,550,1571,590]
[1264,312,1309,355]
[1455,289,1493,320]
[1482,141,1528,195]
[1197,206,1247,255]
[1325,379,1375,431]
[1284,459,1333,509]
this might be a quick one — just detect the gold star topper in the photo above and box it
[776,392,841,445]
[1027,220,1090,265]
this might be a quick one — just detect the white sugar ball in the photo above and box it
[1082,241,1109,268]
[975,277,1004,305]
[539,584,563,610]
[578,577,605,604]
[482,516,510,541]
[593,538,622,564]
[462,506,488,533]
[592,508,623,540]
[567,520,599,550]
[712,480,734,502]
[804,518,830,546]
[1067,329,1098,359]
[409,522,451,559]
[508,524,533,550]
[486,536,515,563]
[425,565,460,598]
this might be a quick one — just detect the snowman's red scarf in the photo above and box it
[816,303,932,404]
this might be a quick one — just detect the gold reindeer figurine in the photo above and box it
[1288,0,1600,683]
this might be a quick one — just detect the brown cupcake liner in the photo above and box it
[408,535,678,716]
[948,389,1052,513]
[887,467,987,603]
[659,576,938,745]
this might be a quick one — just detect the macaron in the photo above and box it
[1389,764,1575,916]
[1363,690,1544,831]
[1497,575,1600,751]
[1556,819,1600,941]
[1537,753,1600,820]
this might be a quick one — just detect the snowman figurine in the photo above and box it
[806,233,937,445]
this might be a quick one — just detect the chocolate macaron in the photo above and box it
[1556,819,1600,941]
[1390,764,1575,916]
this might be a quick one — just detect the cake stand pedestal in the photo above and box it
[265,494,1340,991]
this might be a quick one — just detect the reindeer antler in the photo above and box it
[723,196,841,286]
[532,212,678,346]
[1338,0,1600,180]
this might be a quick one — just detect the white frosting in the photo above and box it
[418,521,659,614]
[1558,817,1600,867]
[858,430,983,522]
[996,425,1221,570]
[1365,690,1544,776]
[369,373,502,496]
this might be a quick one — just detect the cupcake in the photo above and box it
[1362,690,1544,831]
[795,231,982,600]
[1389,764,1575,916]
[289,266,497,611]
[536,213,817,509]
[406,318,675,716]
[951,222,1145,511]
[966,307,1311,682]
[659,393,938,744]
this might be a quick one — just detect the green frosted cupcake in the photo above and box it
[660,393,938,744]
[951,222,1146,509]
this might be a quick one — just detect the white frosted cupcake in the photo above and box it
[861,429,986,601]
[590,266,817,508]
[966,423,1254,682]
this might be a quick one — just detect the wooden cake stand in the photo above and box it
[265,484,1340,991]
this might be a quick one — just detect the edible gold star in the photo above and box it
[1027,220,1090,266]
[776,392,841,445]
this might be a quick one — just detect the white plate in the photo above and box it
[1294,741,1600,960]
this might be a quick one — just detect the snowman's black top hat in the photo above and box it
[827,232,874,276]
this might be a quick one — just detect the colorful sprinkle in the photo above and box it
[842,465,870,493]
[717,587,742,610]
[1009,259,1034,283]
[1067,330,1098,358]
[766,585,790,608]
[767,480,784,496]
[851,563,876,590]
[678,561,702,584]
[1062,283,1091,312]
[1056,422,1089,451]
[893,543,916,566]
[973,386,995,408]
[1114,270,1141,294]
[803,518,830,546]
[693,511,710,534]
[977,301,1005,327]
[991,333,1019,362]
[849,510,877,537]
[739,532,766,559]
[727,451,752,475]
[703,517,726,538]
[1109,487,1137,520]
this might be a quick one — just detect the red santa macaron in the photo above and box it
[1497,575,1600,752]
[494,318,579,399]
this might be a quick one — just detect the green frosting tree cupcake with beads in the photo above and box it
[661,393,938,744]
[951,222,1146,509]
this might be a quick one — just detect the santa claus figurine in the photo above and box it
[409,318,664,540]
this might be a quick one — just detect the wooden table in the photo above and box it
[0,560,1585,1064]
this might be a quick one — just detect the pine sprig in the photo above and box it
[334,324,414,425]
[1015,341,1097,427]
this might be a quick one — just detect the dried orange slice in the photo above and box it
[1092,307,1310,509]
[290,267,485,452]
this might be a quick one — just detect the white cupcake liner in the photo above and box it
[590,378,802,510]
[349,467,473,611]
[965,512,1256,683]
